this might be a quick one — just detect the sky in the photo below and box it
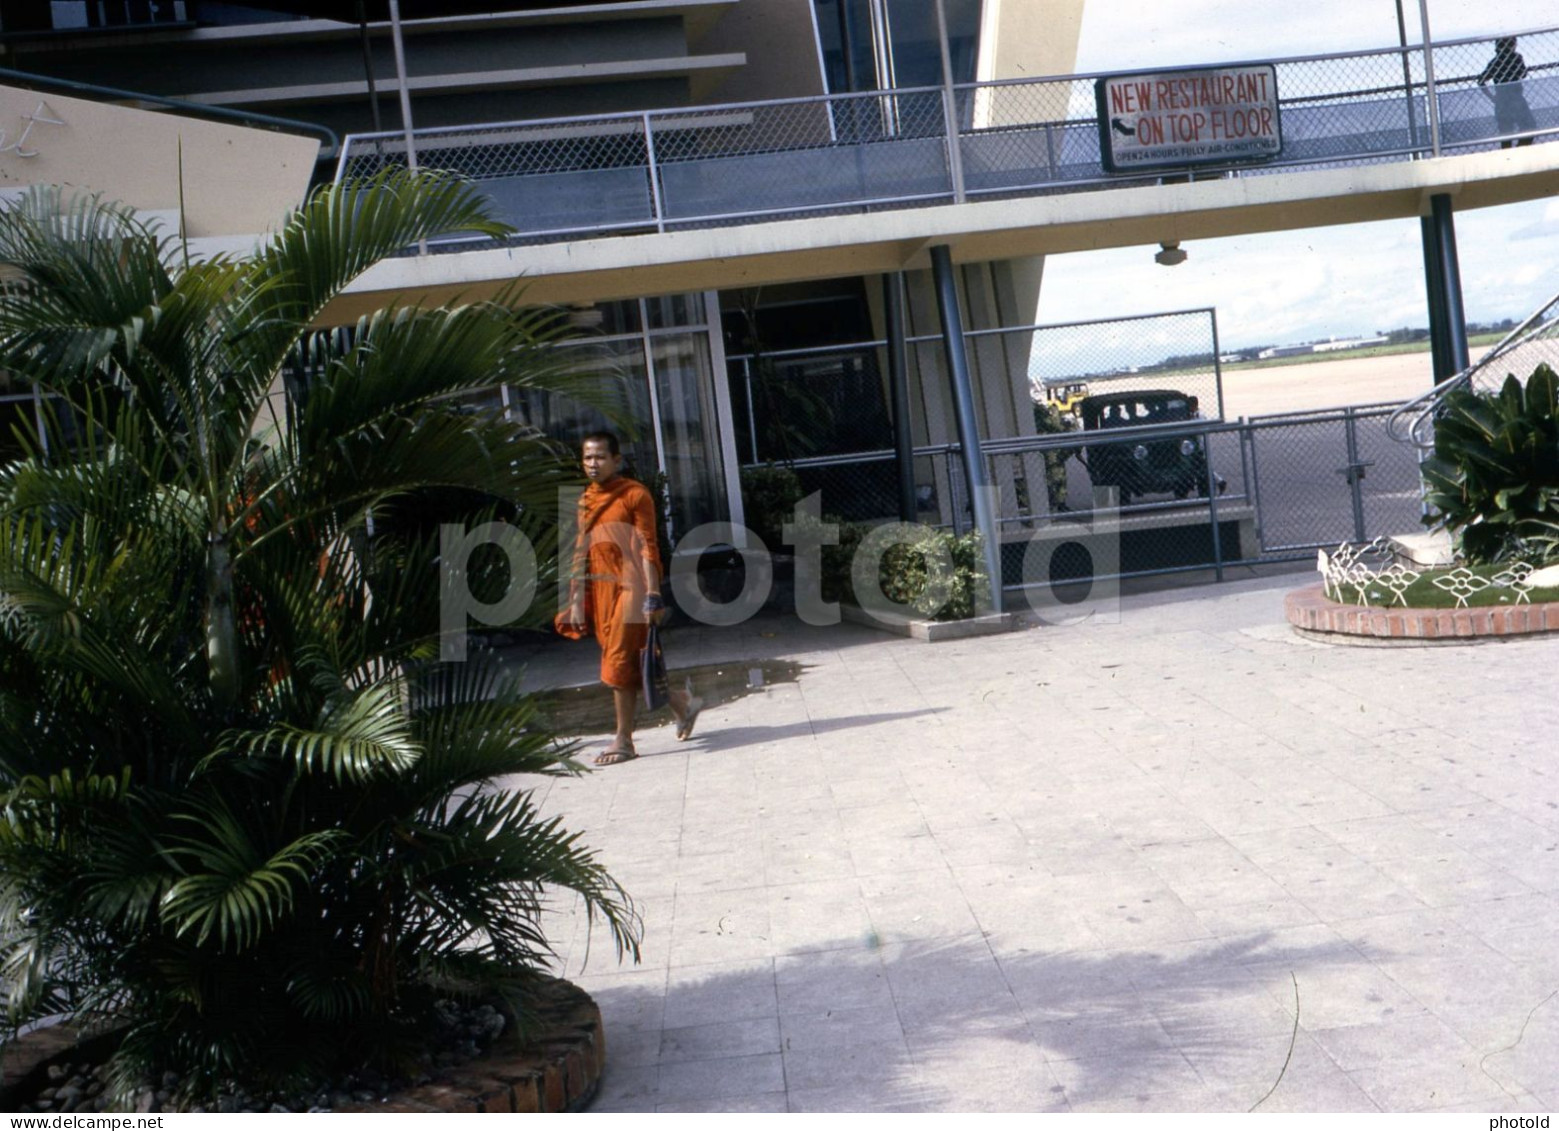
[1037,0,1559,351]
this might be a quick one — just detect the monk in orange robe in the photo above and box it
[556,432,701,765]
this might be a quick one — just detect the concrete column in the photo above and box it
[931,245,1002,612]
[1422,194,1469,382]
[1431,193,1470,376]
[1420,215,1451,383]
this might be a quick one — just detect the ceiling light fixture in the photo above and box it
[1155,240,1187,267]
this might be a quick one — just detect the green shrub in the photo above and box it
[879,527,991,620]
[797,519,988,621]
[1422,364,1559,564]
[739,463,803,553]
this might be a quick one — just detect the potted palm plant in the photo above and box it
[0,172,637,1108]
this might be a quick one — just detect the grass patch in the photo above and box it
[1335,561,1559,608]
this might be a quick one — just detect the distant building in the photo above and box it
[1312,336,1390,353]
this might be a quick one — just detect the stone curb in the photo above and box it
[1284,583,1559,645]
[839,602,1019,641]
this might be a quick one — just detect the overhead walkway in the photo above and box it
[328,22,1559,316]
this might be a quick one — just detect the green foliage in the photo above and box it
[1421,364,1559,564]
[0,175,638,1103]
[798,516,988,621]
[739,463,803,552]
[877,527,990,621]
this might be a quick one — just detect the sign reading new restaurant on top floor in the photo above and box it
[1095,64,1281,173]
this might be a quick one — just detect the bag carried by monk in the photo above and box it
[641,622,671,711]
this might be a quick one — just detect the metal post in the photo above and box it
[931,245,1001,611]
[1204,425,1224,582]
[1343,409,1368,543]
[386,0,425,255]
[1432,193,1470,373]
[1417,0,1441,156]
[883,272,916,522]
[355,0,383,135]
[1394,0,1419,153]
[388,0,419,172]
[643,112,666,232]
[933,0,966,203]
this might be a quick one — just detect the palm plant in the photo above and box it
[0,172,638,1103]
[1421,363,1559,564]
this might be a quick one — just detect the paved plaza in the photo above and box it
[522,569,1559,1113]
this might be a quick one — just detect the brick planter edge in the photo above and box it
[0,975,604,1115]
[1285,584,1559,646]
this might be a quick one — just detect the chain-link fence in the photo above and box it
[729,309,1221,525]
[338,24,1559,241]
[730,305,1433,588]
[934,403,1425,590]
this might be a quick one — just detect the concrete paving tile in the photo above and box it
[1306,1009,1478,1071]
[571,969,668,1034]
[1244,961,1427,1030]
[923,1067,1072,1113]
[1369,851,1537,908]
[1047,1049,1207,1106]
[1271,857,1432,920]
[784,1083,939,1113]
[1343,1052,1517,1112]
[766,894,875,955]
[846,832,948,876]
[1320,814,1470,861]
[656,1052,786,1104]
[1206,1068,1381,1113]
[1192,896,1323,936]
[1415,1093,1550,1113]
[932,822,1036,868]
[662,958,776,1028]
[1081,889,1215,948]
[602,1024,663,1068]
[1029,1004,1178,1061]
[859,873,982,942]
[778,1004,904,1052]
[655,1093,789,1113]
[518,581,1559,1114]
[782,1039,916,1092]
[668,890,775,965]
[773,949,895,1016]
[1172,1025,1328,1093]
[659,1016,781,1063]
[1066,1088,1231,1113]
[672,848,768,895]
[590,1063,660,1109]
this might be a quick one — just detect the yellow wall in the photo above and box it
[0,85,318,239]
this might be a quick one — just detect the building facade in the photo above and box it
[0,0,1087,547]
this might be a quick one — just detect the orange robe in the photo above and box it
[566,476,662,689]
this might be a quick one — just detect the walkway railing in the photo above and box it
[336,24,1559,244]
[1388,284,1559,450]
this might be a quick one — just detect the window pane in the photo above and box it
[652,331,728,536]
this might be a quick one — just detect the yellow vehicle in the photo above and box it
[1045,381,1091,415]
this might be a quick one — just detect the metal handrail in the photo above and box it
[337,21,1559,243]
[0,65,341,157]
[946,21,1559,87]
[727,306,1221,364]
[1385,286,1559,449]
